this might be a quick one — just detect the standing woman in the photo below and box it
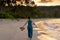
[20,17,37,40]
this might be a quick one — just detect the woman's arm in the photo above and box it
[22,21,27,27]
[20,21,27,31]
[33,22,37,28]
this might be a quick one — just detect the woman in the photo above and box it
[20,17,37,40]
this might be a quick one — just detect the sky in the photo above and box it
[33,0,60,6]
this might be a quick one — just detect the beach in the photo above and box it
[0,19,60,40]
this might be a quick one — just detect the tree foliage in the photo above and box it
[0,6,60,19]
[0,0,35,6]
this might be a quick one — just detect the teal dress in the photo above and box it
[27,19,33,38]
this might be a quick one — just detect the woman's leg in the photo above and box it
[28,28,33,40]
[30,38,32,40]
[29,31,33,40]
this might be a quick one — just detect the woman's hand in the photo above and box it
[33,22,38,28]
[20,27,25,31]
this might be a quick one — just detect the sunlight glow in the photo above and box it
[33,0,60,6]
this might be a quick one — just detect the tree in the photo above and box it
[25,0,29,4]
[0,0,6,6]
[6,0,11,6]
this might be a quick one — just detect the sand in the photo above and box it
[0,19,60,40]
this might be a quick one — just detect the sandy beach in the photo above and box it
[0,19,60,40]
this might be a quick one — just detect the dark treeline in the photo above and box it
[0,5,60,19]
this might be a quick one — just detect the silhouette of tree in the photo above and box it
[0,0,6,6]
[30,1,35,6]
[12,0,16,3]
[25,0,29,4]
[6,0,11,6]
